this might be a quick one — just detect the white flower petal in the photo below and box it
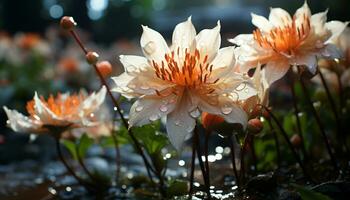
[325,21,349,43]
[321,43,343,59]
[208,46,236,81]
[119,55,150,75]
[81,86,107,117]
[172,16,196,54]
[294,1,311,27]
[111,72,139,98]
[228,34,254,46]
[293,54,318,74]
[268,7,292,27]
[166,90,196,151]
[129,94,178,127]
[33,92,61,124]
[264,60,290,84]
[3,106,43,133]
[195,21,221,62]
[311,10,328,35]
[140,25,169,63]
[251,13,272,32]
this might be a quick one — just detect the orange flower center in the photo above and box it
[253,14,311,56]
[151,48,219,90]
[26,94,84,118]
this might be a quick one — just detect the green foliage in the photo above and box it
[166,179,188,198]
[61,133,94,160]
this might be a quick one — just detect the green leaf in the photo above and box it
[62,140,78,160]
[132,123,169,155]
[167,179,188,198]
[294,184,333,200]
[77,134,94,158]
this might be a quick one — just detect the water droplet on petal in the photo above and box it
[169,98,176,104]
[175,120,181,126]
[127,66,137,73]
[143,41,156,55]
[190,108,200,118]
[140,85,150,90]
[149,114,158,121]
[159,105,168,112]
[235,83,246,91]
[244,88,249,93]
[221,106,233,115]
[186,125,194,133]
[135,106,143,112]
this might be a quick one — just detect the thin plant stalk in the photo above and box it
[267,119,281,168]
[204,129,211,189]
[67,28,156,181]
[189,136,197,196]
[194,126,211,199]
[298,72,339,172]
[250,136,257,173]
[75,145,101,186]
[111,112,121,182]
[261,105,312,181]
[239,133,250,184]
[228,135,240,189]
[318,69,348,152]
[55,138,94,191]
[289,72,308,160]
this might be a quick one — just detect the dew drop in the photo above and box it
[186,125,194,132]
[143,41,156,55]
[168,98,176,104]
[159,105,168,112]
[140,85,150,90]
[135,106,143,112]
[244,88,249,93]
[221,106,233,115]
[175,120,182,126]
[235,83,246,91]
[190,108,200,118]
[149,114,158,121]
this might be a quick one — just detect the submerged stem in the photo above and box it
[204,130,211,191]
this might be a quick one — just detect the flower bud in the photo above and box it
[96,61,113,77]
[86,51,99,65]
[262,107,272,119]
[201,112,224,130]
[247,118,263,134]
[60,16,77,31]
[290,134,302,148]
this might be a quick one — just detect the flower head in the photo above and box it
[230,1,348,84]
[3,87,106,137]
[112,17,256,150]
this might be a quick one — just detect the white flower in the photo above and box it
[230,1,348,84]
[112,17,256,150]
[3,87,106,136]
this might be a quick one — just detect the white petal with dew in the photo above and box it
[166,90,195,151]
[119,55,150,75]
[3,106,42,133]
[129,94,178,127]
[140,26,169,63]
